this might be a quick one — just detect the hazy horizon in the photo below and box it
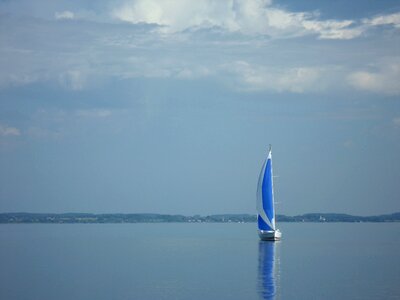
[1,210,399,218]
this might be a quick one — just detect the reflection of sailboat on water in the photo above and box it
[257,145,281,241]
[258,241,279,300]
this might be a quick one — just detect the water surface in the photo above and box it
[0,223,399,299]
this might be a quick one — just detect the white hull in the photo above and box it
[258,229,282,241]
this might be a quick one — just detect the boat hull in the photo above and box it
[258,229,282,241]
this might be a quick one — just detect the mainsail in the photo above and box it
[257,149,276,231]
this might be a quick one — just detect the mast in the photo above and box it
[269,145,276,229]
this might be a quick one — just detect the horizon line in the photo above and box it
[1,211,399,217]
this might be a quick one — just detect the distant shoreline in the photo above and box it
[0,212,399,223]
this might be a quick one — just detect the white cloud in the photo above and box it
[113,0,249,33]
[112,0,400,39]
[364,12,400,28]
[111,0,323,37]
[347,59,400,95]
[302,19,364,40]
[225,61,322,93]
[0,124,20,136]
[55,11,75,20]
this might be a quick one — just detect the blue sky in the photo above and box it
[0,0,399,215]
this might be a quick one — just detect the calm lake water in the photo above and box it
[1,223,399,300]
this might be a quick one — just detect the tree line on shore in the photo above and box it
[0,212,399,223]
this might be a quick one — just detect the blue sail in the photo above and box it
[257,150,275,231]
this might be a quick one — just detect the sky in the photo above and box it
[0,0,399,216]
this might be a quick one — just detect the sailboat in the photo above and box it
[257,145,282,241]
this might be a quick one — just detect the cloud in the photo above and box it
[113,0,243,33]
[111,0,325,37]
[302,19,364,40]
[224,61,322,93]
[55,11,75,20]
[347,59,400,95]
[112,0,400,39]
[1,3,399,96]
[0,124,21,136]
[364,12,400,28]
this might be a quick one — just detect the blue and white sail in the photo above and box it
[257,148,276,232]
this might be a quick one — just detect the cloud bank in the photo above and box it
[112,0,400,39]
[0,0,399,96]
